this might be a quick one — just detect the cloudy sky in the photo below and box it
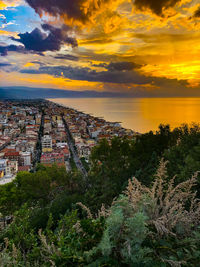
[1,0,200,96]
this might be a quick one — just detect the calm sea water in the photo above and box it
[48,98,200,133]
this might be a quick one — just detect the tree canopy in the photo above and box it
[0,124,200,266]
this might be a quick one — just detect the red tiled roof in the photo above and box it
[5,152,20,157]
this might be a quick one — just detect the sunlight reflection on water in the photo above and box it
[48,98,200,133]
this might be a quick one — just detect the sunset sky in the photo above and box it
[1,0,200,96]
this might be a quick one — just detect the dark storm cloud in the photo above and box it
[133,0,181,16]
[20,64,190,96]
[0,63,11,67]
[25,0,109,23]
[193,7,200,18]
[92,62,142,71]
[54,54,79,61]
[11,24,77,53]
[0,45,27,56]
[30,61,46,66]
[20,65,151,84]
[92,63,108,68]
[106,62,142,71]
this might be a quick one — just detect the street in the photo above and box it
[62,116,87,177]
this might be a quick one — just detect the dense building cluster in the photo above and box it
[62,104,136,161]
[0,100,137,184]
[40,110,70,169]
[0,101,42,184]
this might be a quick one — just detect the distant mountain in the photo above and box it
[0,86,130,99]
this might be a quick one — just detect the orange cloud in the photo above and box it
[3,0,200,96]
[140,61,200,87]
[0,0,22,9]
[0,29,18,37]
[0,71,103,91]
[23,62,36,68]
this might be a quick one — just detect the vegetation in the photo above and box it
[80,157,90,172]
[0,124,200,266]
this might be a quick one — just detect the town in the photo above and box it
[0,99,136,184]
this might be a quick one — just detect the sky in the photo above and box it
[1,0,200,97]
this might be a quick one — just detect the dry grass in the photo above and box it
[0,238,20,266]
[76,202,111,219]
[77,202,93,219]
[125,158,200,237]
[38,229,60,266]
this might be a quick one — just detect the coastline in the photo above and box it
[47,99,137,133]
[48,97,200,133]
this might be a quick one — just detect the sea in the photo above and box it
[48,98,200,133]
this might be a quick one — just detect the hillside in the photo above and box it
[0,124,200,266]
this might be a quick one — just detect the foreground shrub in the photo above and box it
[86,160,200,266]
[1,160,200,266]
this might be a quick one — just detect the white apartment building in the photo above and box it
[42,135,52,152]
[20,152,32,166]
[0,159,8,176]
[0,159,18,178]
